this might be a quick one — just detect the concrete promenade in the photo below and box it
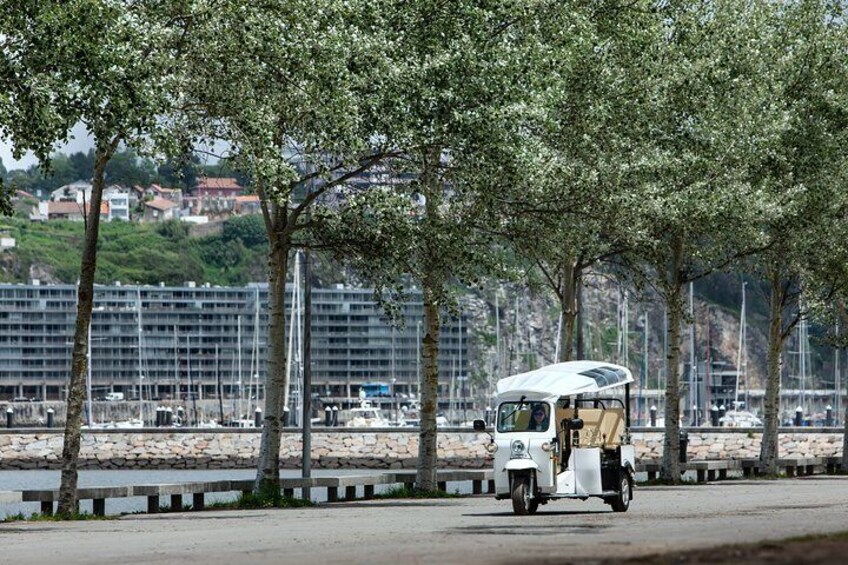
[1,476,847,564]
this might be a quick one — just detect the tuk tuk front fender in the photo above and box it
[504,459,540,472]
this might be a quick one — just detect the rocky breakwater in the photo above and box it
[633,429,844,462]
[1,429,843,470]
[0,429,492,470]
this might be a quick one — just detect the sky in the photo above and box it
[0,122,94,171]
[1,124,227,172]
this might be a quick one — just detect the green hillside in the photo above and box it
[0,216,269,286]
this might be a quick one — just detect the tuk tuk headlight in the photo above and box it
[541,441,552,452]
[510,439,526,457]
[486,441,498,454]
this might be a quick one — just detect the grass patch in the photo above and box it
[375,486,463,499]
[2,512,27,523]
[785,531,848,543]
[2,511,115,523]
[234,487,313,509]
[158,503,193,513]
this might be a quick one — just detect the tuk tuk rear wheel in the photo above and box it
[609,473,631,513]
[511,475,539,515]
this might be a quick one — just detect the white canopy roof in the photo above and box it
[496,361,634,400]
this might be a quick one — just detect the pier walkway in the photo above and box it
[3,455,843,517]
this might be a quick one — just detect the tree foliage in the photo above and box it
[176,0,399,492]
[1,0,193,516]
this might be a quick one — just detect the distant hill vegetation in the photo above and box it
[0,215,269,286]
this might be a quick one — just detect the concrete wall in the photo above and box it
[0,428,843,470]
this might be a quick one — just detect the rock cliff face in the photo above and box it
[460,274,768,402]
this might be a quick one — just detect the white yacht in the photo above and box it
[719,410,762,427]
[345,401,389,428]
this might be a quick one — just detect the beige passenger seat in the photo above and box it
[598,408,625,448]
[575,408,604,447]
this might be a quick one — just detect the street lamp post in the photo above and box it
[416,321,421,399]
[391,377,397,424]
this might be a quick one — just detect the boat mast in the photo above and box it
[458,313,464,420]
[285,252,300,416]
[494,289,500,397]
[836,320,841,426]
[174,324,179,402]
[237,315,242,420]
[689,282,696,425]
[391,325,396,421]
[137,286,143,424]
[416,320,421,400]
[642,311,648,426]
[735,281,746,410]
[86,321,93,427]
[186,332,197,426]
[216,344,224,425]
[253,286,260,407]
[800,318,807,415]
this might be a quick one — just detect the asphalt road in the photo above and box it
[1,476,847,564]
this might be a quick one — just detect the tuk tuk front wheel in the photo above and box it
[609,473,631,513]
[511,474,539,515]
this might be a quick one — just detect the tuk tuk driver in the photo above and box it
[528,404,549,431]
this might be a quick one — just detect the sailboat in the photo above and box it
[79,306,142,429]
[227,314,256,428]
[109,287,146,428]
[722,281,761,428]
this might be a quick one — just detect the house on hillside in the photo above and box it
[38,200,109,221]
[146,184,183,203]
[195,177,242,198]
[50,181,93,204]
[103,185,130,222]
[234,194,261,215]
[143,197,178,222]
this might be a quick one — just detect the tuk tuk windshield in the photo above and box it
[497,402,550,433]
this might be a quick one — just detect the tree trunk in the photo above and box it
[254,234,289,493]
[559,257,579,361]
[416,277,441,491]
[57,145,111,517]
[558,259,579,362]
[575,282,585,360]
[660,235,684,483]
[415,147,442,492]
[759,271,784,475]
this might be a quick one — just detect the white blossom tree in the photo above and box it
[175,0,399,493]
[616,0,787,482]
[740,0,848,475]
[0,0,191,516]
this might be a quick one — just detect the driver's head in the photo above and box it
[532,405,546,420]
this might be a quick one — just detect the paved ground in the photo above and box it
[1,476,847,564]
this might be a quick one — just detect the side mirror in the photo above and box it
[570,418,584,431]
[473,419,487,432]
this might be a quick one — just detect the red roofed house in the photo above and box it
[146,184,183,203]
[195,177,242,198]
[143,197,179,222]
[234,194,261,215]
[38,201,109,222]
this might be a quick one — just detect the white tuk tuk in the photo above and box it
[474,361,636,515]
